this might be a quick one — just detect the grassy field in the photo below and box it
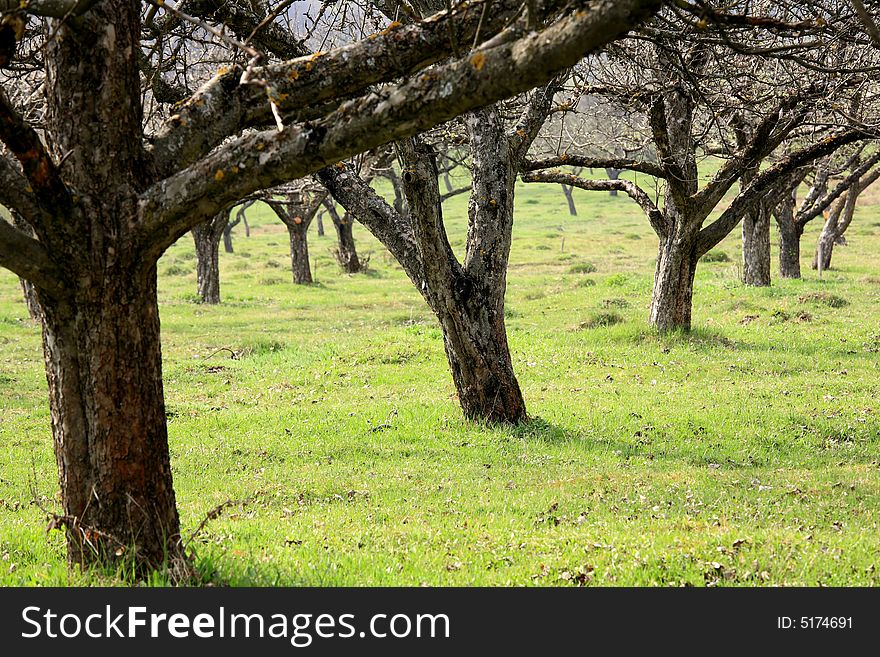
[1,176,879,586]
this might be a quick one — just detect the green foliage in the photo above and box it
[1,186,879,586]
[569,262,597,274]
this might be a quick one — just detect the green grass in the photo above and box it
[1,178,879,586]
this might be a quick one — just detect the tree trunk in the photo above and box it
[605,167,622,196]
[432,289,525,423]
[316,211,325,237]
[19,277,41,320]
[561,184,578,216]
[774,190,803,279]
[401,112,526,424]
[40,269,183,575]
[286,220,313,284]
[12,213,41,319]
[33,3,186,576]
[778,221,803,279]
[192,211,228,304]
[650,227,698,331]
[813,189,857,272]
[742,199,771,286]
[334,214,361,273]
[222,216,238,253]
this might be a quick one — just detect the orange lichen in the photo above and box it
[471,52,486,71]
[214,169,225,181]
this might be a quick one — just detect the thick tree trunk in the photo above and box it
[334,215,361,273]
[650,227,698,331]
[40,270,183,575]
[286,221,313,284]
[192,211,228,304]
[773,191,803,279]
[742,200,771,286]
[34,3,185,576]
[431,290,525,423]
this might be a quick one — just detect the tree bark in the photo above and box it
[40,269,183,575]
[773,188,803,278]
[192,210,229,304]
[324,201,361,273]
[778,221,803,279]
[401,126,526,424]
[649,224,699,331]
[286,219,313,284]
[334,214,361,273]
[742,199,771,286]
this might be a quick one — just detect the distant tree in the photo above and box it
[192,208,231,304]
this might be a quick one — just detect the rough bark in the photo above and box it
[742,199,771,286]
[267,188,326,285]
[400,120,526,424]
[40,271,182,574]
[192,209,229,303]
[287,220,312,284]
[771,183,803,278]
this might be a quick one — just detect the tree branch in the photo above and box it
[696,130,869,255]
[0,0,98,18]
[524,154,666,179]
[521,170,666,236]
[0,218,65,295]
[137,0,663,260]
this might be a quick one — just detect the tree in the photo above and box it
[266,182,327,285]
[192,208,231,304]
[524,4,876,330]
[0,0,661,575]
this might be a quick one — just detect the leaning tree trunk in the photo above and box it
[40,267,183,574]
[814,189,857,272]
[19,277,41,320]
[286,219,313,284]
[430,287,525,423]
[191,210,229,304]
[561,184,578,216]
[742,199,771,286]
[650,222,699,332]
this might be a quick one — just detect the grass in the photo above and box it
[1,177,879,587]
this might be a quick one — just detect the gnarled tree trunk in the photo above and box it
[774,189,803,278]
[401,122,526,423]
[34,3,185,575]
